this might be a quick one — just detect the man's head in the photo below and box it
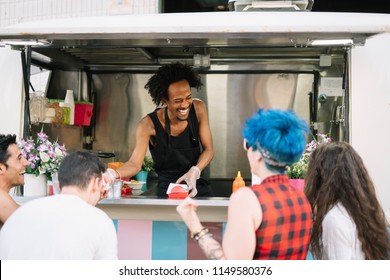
[242,108,309,174]
[145,62,203,107]
[58,150,106,204]
[0,134,29,189]
[0,134,17,167]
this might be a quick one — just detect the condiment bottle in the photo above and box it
[59,102,70,125]
[64,89,75,125]
[232,171,245,192]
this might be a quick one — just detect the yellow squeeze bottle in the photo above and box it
[232,171,245,192]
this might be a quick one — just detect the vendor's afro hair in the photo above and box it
[145,62,203,106]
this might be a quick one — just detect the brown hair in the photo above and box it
[305,141,389,259]
[0,134,17,168]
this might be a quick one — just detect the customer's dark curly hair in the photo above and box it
[144,62,203,106]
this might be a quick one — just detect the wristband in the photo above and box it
[191,227,208,241]
[114,169,121,180]
[191,166,201,180]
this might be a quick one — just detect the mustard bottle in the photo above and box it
[232,171,245,192]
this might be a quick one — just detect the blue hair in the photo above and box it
[242,108,309,166]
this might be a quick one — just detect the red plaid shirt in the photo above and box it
[251,175,312,260]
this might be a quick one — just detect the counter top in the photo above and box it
[97,196,229,222]
[100,196,229,206]
[13,195,229,222]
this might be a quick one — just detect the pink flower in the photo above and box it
[37,144,49,152]
[17,131,67,177]
[287,133,332,179]
[37,132,48,141]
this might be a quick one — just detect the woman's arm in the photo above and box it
[176,187,262,259]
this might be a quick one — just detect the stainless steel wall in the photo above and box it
[89,65,320,180]
[37,63,344,182]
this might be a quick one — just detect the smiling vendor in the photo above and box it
[115,62,214,197]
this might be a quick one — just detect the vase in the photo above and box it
[289,179,305,192]
[135,170,148,192]
[23,173,48,196]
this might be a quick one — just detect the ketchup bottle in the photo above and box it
[232,171,245,192]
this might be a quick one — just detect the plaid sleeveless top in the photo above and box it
[251,175,312,259]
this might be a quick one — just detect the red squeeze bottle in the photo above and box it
[232,171,245,192]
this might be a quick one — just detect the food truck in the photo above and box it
[0,10,389,259]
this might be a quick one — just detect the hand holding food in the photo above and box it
[175,166,200,197]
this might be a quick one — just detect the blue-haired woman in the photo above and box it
[177,108,313,259]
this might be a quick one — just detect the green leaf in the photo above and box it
[142,156,154,172]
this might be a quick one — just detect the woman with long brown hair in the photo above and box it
[305,141,389,259]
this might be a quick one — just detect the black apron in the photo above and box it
[148,105,213,197]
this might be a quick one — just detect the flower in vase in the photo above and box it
[17,131,67,179]
[287,133,332,179]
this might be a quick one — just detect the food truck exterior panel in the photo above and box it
[0,12,389,219]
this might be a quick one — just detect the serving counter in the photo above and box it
[14,195,229,260]
[98,196,228,260]
[97,196,228,221]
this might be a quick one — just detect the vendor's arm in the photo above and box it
[175,100,214,196]
[176,188,261,259]
[193,99,214,172]
[115,116,154,179]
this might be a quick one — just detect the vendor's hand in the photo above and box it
[104,168,116,185]
[100,187,110,200]
[176,197,203,234]
[99,169,115,200]
[175,166,200,198]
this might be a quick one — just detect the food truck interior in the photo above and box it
[0,11,384,197]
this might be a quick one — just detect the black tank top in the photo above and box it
[148,105,212,197]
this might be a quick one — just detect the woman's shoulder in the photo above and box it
[323,203,354,230]
[229,187,262,228]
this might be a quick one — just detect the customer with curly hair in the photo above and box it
[116,62,214,197]
[305,141,390,259]
[177,108,312,259]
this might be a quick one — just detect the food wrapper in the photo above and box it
[108,162,124,170]
[166,183,190,199]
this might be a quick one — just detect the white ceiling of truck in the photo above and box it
[0,12,389,70]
